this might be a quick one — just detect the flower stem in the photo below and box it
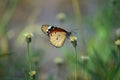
[74,47,77,80]
[27,42,32,80]
[118,48,120,63]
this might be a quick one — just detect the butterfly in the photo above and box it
[41,25,71,48]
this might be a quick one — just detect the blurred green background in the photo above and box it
[0,0,120,80]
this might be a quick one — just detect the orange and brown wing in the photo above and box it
[49,31,67,47]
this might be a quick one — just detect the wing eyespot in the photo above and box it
[56,37,58,40]
[50,34,52,36]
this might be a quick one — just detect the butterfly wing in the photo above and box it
[41,25,49,34]
[41,25,69,47]
[49,31,67,48]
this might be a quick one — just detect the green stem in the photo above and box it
[27,42,32,80]
[74,47,77,80]
[118,47,120,64]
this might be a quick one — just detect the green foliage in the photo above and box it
[0,0,18,35]
[112,0,120,28]
[48,74,54,80]
[78,47,120,80]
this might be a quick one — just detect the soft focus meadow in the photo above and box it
[0,0,120,80]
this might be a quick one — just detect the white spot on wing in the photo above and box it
[48,26,52,29]
[46,25,52,32]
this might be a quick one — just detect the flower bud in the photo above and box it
[24,33,33,43]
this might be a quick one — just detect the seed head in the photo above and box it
[54,57,64,65]
[69,35,77,48]
[24,33,33,43]
[115,39,120,48]
[29,70,36,79]
[56,12,66,23]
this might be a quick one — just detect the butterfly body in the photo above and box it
[41,25,71,48]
